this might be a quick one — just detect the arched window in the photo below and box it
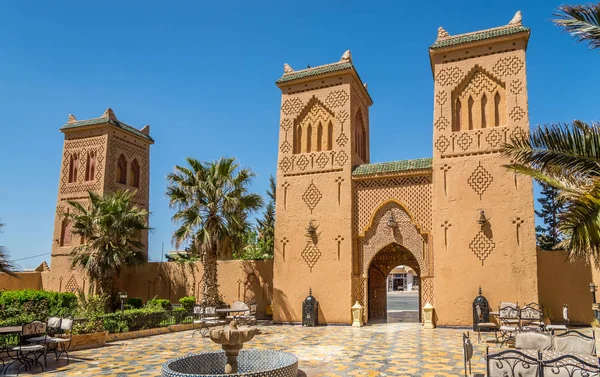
[60,217,71,246]
[295,125,302,154]
[68,154,78,183]
[494,91,501,127]
[306,124,312,153]
[327,122,333,150]
[116,154,127,184]
[481,94,488,129]
[316,123,323,152]
[467,96,474,130]
[130,159,140,188]
[454,99,462,132]
[85,151,96,181]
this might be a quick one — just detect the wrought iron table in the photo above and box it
[215,309,248,320]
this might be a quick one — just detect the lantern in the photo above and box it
[302,288,318,327]
[351,301,364,327]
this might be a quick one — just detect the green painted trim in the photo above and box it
[276,62,353,84]
[430,26,529,49]
[61,117,154,142]
[352,158,433,176]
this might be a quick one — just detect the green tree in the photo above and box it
[0,221,16,276]
[535,182,564,250]
[554,3,600,50]
[166,157,263,306]
[256,175,275,259]
[504,121,600,263]
[67,190,149,297]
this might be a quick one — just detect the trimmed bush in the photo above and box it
[146,297,172,311]
[102,308,170,333]
[0,290,78,323]
[126,297,143,309]
[179,296,196,310]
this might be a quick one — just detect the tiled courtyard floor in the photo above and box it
[12,323,501,376]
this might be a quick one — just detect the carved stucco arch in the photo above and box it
[360,199,429,278]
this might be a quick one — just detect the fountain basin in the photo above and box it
[161,349,298,377]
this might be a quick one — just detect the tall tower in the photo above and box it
[273,52,372,324]
[48,108,154,293]
[430,12,538,325]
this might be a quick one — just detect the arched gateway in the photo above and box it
[273,16,539,326]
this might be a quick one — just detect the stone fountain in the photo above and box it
[161,319,298,377]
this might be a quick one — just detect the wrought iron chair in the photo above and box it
[498,304,520,346]
[226,301,249,321]
[475,303,498,343]
[47,317,73,363]
[238,304,257,327]
[463,332,473,377]
[540,351,600,377]
[520,303,545,332]
[192,305,205,338]
[546,304,569,335]
[553,330,596,356]
[486,347,539,377]
[5,321,47,375]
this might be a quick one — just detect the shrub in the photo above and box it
[126,297,143,309]
[179,296,196,310]
[102,308,170,333]
[0,290,78,323]
[146,297,172,311]
[172,307,189,324]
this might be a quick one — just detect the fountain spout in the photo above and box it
[209,320,256,374]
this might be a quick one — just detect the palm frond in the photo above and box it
[554,3,600,50]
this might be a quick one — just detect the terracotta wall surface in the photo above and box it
[537,250,594,325]
[0,272,44,291]
[431,32,539,326]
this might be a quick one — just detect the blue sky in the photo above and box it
[0,1,598,269]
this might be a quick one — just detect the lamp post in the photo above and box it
[590,283,597,304]
[119,291,128,313]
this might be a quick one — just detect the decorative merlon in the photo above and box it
[101,107,117,121]
[67,114,77,123]
[283,63,294,74]
[437,26,450,40]
[340,50,352,63]
[363,83,368,90]
[508,10,522,26]
[140,125,150,135]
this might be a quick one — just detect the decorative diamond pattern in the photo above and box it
[324,90,349,108]
[509,106,526,122]
[486,129,503,147]
[436,66,463,86]
[335,150,348,166]
[302,180,322,213]
[65,275,79,293]
[435,136,450,154]
[301,242,322,272]
[279,157,292,173]
[467,162,493,199]
[336,109,349,126]
[457,133,472,151]
[469,230,495,266]
[510,126,528,142]
[297,155,309,171]
[336,132,348,147]
[281,118,292,131]
[436,91,447,106]
[435,116,449,131]
[493,56,524,77]
[280,141,291,154]
[281,97,303,116]
[316,152,329,169]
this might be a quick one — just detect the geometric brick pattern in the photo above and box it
[509,79,523,95]
[106,136,148,203]
[435,66,463,87]
[435,135,451,154]
[435,91,448,106]
[280,118,292,131]
[297,155,309,171]
[509,106,526,122]
[354,175,432,235]
[64,275,80,293]
[302,180,322,214]
[281,97,303,116]
[280,140,292,154]
[435,116,450,131]
[336,132,348,147]
[485,128,504,147]
[316,152,329,169]
[60,135,106,195]
[469,229,495,266]
[421,277,434,306]
[493,56,524,77]
[467,162,493,199]
[324,89,349,108]
[301,242,321,272]
[279,157,292,173]
[457,133,473,151]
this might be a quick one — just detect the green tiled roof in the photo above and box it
[430,25,529,49]
[352,158,433,176]
[276,62,353,84]
[61,117,154,142]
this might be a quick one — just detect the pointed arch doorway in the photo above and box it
[368,243,420,322]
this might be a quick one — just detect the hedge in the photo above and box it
[0,290,77,326]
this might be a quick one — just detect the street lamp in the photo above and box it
[119,291,128,312]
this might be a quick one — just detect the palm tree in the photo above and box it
[166,157,263,306]
[0,221,16,276]
[67,190,149,297]
[554,3,600,50]
[503,121,600,264]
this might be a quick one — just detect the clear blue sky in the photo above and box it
[0,1,598,269]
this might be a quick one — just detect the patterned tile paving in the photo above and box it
[8,323,503,376]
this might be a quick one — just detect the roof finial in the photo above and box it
[478,286,483,295]
[340,50,352,63]
[309,287,312,296]
[101,108,117,121]
[283,63,294,74]
[437,26,450,40]
[508,10,522,26]
[67,114,77,124]
[363,83,368,90]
